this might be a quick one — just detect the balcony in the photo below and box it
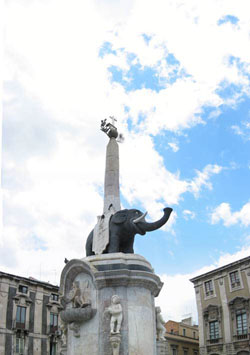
[12,320,29,334]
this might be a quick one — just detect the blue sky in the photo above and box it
[2,0,250,321]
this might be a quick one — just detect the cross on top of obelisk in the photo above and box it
[100,116,119,139]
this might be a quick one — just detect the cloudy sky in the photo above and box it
[2,0,250,322]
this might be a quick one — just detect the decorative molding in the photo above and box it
[109,333,121,355]
[229,297,249,310]
[94,269,163,296]
[13,293,33,306]
[203,304,222,325]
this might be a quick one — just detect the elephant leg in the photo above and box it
[120,236,135,254]
[121,245,134,253]
[107,235,120,253]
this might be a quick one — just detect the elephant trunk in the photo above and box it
[136,208,173,232]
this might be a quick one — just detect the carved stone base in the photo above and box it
[60,253,163,355]
[109,333,121,355]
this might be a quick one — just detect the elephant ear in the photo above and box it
[112,210,128,224]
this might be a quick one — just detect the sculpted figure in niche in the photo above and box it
[69,281,90,308]
[156,307,166,341]
[60,322,67,346]
[104,295,123,334]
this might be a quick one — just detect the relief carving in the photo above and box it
[60,279,96,337]
[68,281,90,309]
[203,304,222,323]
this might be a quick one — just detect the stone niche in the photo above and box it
[59,253,163,355]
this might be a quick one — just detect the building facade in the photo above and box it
[190,256,250,355]
[0,271,62,355]
[165,317,200,355]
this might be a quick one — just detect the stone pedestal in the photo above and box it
[59,253,163,355]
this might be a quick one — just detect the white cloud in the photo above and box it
[211,202,250,227]
[121,135,223,221]
[189,164,223,197]
[231,120,250,141]
[168,142,179,152]
[97,0,250,134]
[157,245,250,322]
[5,0,250,139]
[183,210,196,220]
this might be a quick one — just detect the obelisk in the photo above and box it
[92,118,121,255]
[102,117,121,214]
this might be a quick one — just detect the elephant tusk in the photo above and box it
[133,212,148,224]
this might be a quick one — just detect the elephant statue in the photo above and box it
[85,207,173,256]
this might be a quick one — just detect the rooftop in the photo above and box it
[190,255,250,283]
[0,270,59,290]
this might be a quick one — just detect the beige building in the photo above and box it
[0,270,62,355]
[190,256,250,355]
[165,317,200,355]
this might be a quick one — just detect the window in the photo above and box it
[183,350,188,355]
[171,329,174,334]
[236,312,247,335]
[204,280,214,296]
[18,285,28,294]
[16,306,26,327]
[209,321,219,340]
[16,335,24,354]
[183,328,186,336]
[50,313,58,332]
[193,331,196,338]
[51,293,59,301]
[172,348,177,355]
[230,270,241,288]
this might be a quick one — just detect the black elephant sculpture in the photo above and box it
[85,207,173,256]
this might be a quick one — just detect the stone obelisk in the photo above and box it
[92,118,121,255]
[102,117,121,214]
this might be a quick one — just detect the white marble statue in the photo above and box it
[105,295,123,334]
[155,307,166,341]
